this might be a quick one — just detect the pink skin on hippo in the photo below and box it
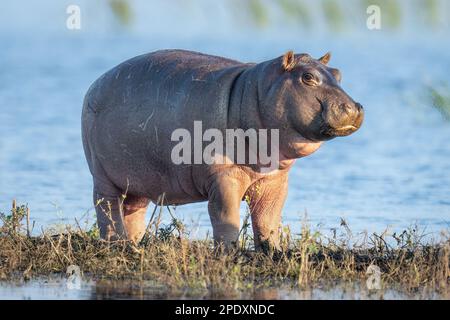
[81,49,363,251]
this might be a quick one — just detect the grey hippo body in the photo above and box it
[82,49,363,249]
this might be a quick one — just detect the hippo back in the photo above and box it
[84,50,246,115]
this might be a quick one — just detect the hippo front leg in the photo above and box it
[247,174,288,252]
[207,176,246,248]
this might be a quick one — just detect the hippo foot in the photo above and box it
[255,238,283,257]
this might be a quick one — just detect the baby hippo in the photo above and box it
[82,49,363,250]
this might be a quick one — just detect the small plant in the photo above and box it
[237,195,253,250]
[158,217,184,242]
[428,85,450,121]
[86,222,100,239]
[0,200,29,236]
[157,206,186,242]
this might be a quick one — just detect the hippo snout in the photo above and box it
[320,101,364,138]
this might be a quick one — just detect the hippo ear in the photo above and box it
[318,52,331,65]
[282,51,296,71]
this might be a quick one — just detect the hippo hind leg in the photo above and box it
[122,195,150,243]
[93,176,149,243]
[93,179,128,241]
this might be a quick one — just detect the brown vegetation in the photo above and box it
[0,201,448,298]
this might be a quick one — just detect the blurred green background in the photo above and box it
[103,0,448,32]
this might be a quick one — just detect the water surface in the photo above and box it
[1,1,449,239]
[0,278,446,300]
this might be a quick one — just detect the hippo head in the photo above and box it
[258,51,364,159]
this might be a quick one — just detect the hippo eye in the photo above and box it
[302,72,317,86]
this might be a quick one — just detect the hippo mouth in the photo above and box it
[325,125,358,136]
[317,99,363,138]
[320,123,359,138]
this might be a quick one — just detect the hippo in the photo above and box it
[82,49,363,250]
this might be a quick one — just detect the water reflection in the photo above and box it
[0,278,447,300]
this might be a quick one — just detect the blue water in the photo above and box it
[1,1,450,239]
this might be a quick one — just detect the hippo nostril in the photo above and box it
[355,103,363,111]
[340,103,353,114]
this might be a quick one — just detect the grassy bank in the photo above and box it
[0,201,449,298]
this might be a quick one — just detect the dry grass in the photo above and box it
[0,201,449,298]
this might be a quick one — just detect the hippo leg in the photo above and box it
[122,195,150,243]
[84,108,127,241]
[247,174,288,252]
[207,176,245,248]
[93,182,127,241]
